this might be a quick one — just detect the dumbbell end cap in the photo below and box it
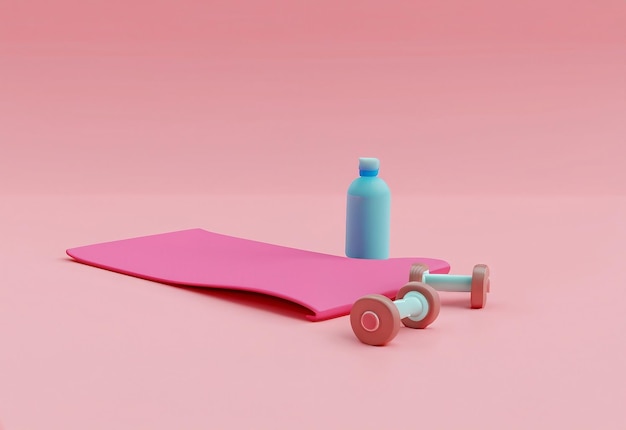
[350,294,401,346]
[396,282,441,329]
[409,263,430,283]
[470,264,490,309]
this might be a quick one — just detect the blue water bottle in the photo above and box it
[345,157,391,259]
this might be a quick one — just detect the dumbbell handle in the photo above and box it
[394,292,429,321]
[421,273,473,292]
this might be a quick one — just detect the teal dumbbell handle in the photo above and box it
[421,274,473,292]
[394,292,429,321]
[410,263,490,309]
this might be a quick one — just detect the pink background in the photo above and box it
[1,0,625,429]
[1,0,625,195]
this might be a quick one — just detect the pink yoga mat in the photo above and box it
[66,229,450,321]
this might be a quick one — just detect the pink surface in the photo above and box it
[1,0,626,428]
[66,228,450,321]
[2,194,626,430]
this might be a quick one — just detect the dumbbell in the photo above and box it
[409,263,490,309]
[350,282,441,346]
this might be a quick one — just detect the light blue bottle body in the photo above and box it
[345,158,391,259]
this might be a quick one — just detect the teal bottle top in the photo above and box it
[358,157,380,176]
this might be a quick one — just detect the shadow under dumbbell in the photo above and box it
[339,330,403,347]
[439,294,478,309]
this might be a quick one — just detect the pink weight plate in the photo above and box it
[66,229,450,321]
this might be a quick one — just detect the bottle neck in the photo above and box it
[359,169,379,177]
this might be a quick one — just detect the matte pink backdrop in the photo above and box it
[1,1,625,429]
[1,0,625,195]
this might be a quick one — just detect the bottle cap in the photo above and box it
[359,157,380,176]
